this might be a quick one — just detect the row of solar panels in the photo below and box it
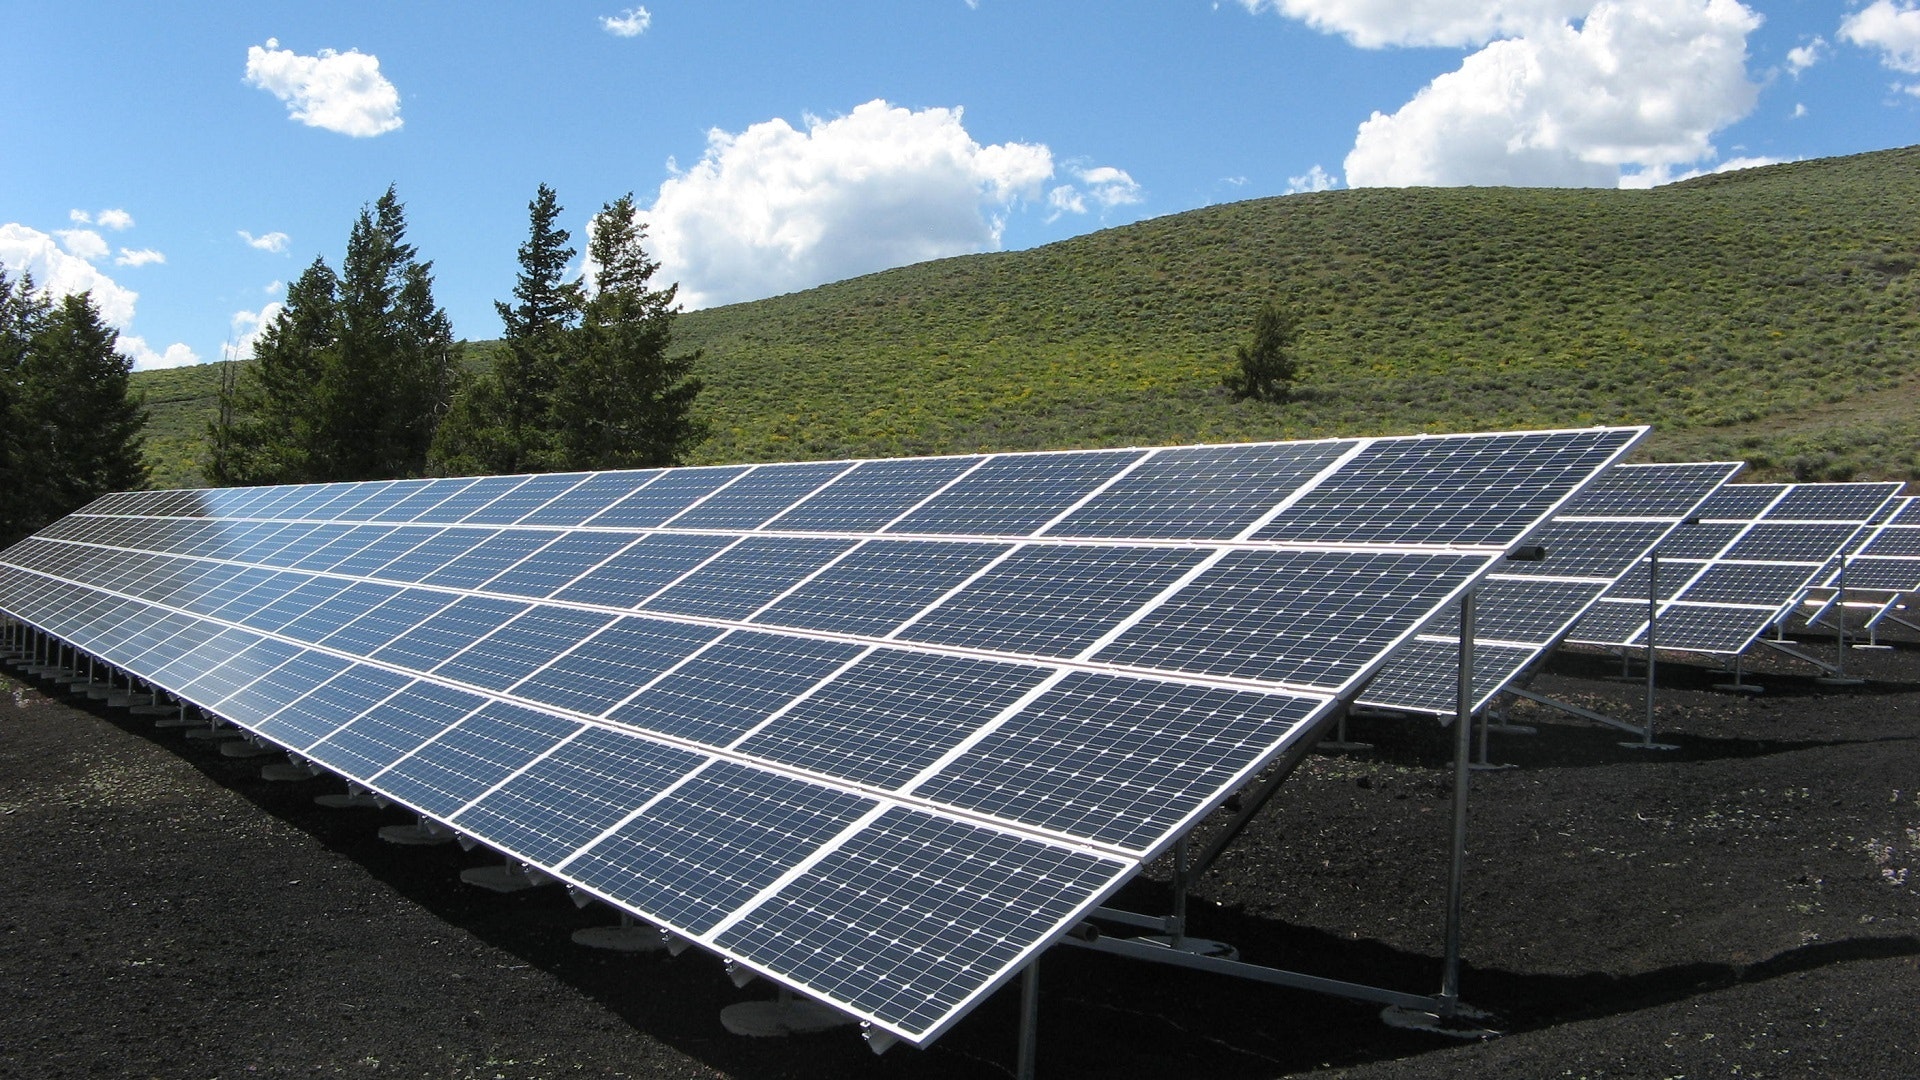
[2,427,1912,1049]
[0,429,1649,1046]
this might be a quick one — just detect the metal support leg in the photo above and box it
[1625,553,1678,750]
[1017,959,1040,1080]
[1439,590,1474,1012]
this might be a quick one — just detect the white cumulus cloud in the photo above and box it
[115,248,165,267]
[1842,1,1920,73]
[0,222,196,371]
[1787,37,1827,76]
[245,38,403,137]
[1047,165,1144,220]
[1343,0,1763,189]
[68,208,134,230]
[1284,165,1340,194]
[642,99,1055,308]
[56,228,110,261]
[240,229,291,253]
[601,7,653,36]
[229,301,286,361]
[1238,0,1590,48]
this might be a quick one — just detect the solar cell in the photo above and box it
[510,616,721,714]
[605,631,865,747]
[550,532,738,609]
[461,472,591,524]
[884,449,1148,536]
[750,539,1009,637]
[663,460,854,530]
[307,680,488,778]
[586,466,748,528]
[734,649,1054,790]
[762,456,981,532]
[1093,549,1490,689]
[254,663,413,748]
[371,701,584,816]
[638,536,856,620]
[1042,441,1354,540]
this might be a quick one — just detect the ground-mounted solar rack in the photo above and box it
[1564,481,1904,688]
[1798,497,1919,647]
[0,426,1646,1072]
[1352,461,1743,757]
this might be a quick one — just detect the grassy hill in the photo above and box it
[136,145,1920,489]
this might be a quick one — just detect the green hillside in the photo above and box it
[136,145,1920,489]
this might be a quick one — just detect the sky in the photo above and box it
[3,1,1918,371]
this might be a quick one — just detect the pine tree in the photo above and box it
[431,184,582,474]
[0,270,53,544]
[206,257,339,485]
[13,292,147,534]
[552,194,705,470]
[1224,302,1301,404]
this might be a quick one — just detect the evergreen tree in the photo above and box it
[552,194,705,470]
[314,187,452,481]
[0,270,53,544]
[12,292,147,536]
[1224,302,1301,404]
[206,257,339,485]
[431,184,581,474]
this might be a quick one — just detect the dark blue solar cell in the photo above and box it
[664,461,854,530]
[325,526,446,577]
[480,532,638,598]
[1655,522,1742,560]
[898,545,1211,657]
[1252,429,1639,546]
[1421,577,1607,642]
[1639,603,1774,653]
[1674,563,1819,605]
[606,631,865,746]
[751,540,1008,637]
[585,466,749,528]
[763,456,981,532]
[1496,519,1674,579]
[318,589,458,655]
[452,725,705,867]
[150,627,265,694]
[368,478,479,523]
[1045,441,1355,540]
[549,532,737,609]
[125,616,223,674]
[1093,549,1492,690]
[713,807,1126,1041]
[885,449,1148,536]
[639,536,856,620]
[1723,524,1861,562]
[518,471,662,526]
[1696,484,1787,521]
[1767,483,1899,522]
[369,527,496,583]
[915,673,1323,850]
[254,522,354,567]
[333,480,437,521]
[1842,557,1920,589]
[370,701,583,816]
[254,664,414,749]
[217,650,353,728]
[1860,527,1920,558]
[1557,462,1741,519]
[460,472,590,524]
[562,760,874,934]
[295,482,382,520]
[307,680,487,779]
[178,636,305,708]
[431,606,618,691]
[184,566,287,618]
[237,576,356,633]
[277,580,404,644]
[411,475,534,523]
[511,616,722,715]
[371,594,532,670]
[418,530,554,589]
[287,524,399,572]
[1565,599,1653,645]
[1360,638,1541,716]
[734,650,1053,790]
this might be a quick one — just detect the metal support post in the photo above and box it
[1438,590,1474,1012]
[1625,553,1678,750]
[1016,959,1040,1080]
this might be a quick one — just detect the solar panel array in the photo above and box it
[1566,481,1903,655]
[1357,461,1743,716]
[1798,497,1919,632]
[0,427,1644,1046]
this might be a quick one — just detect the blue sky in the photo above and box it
[4,1,1918,370]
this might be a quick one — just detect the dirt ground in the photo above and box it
[2,626,1916,1080]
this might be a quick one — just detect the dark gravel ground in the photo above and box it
[2,628,1915,1080]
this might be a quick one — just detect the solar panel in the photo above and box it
[1357,461,1742,716]
[0,425,1645,1047]
[1567,481,1903,654]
